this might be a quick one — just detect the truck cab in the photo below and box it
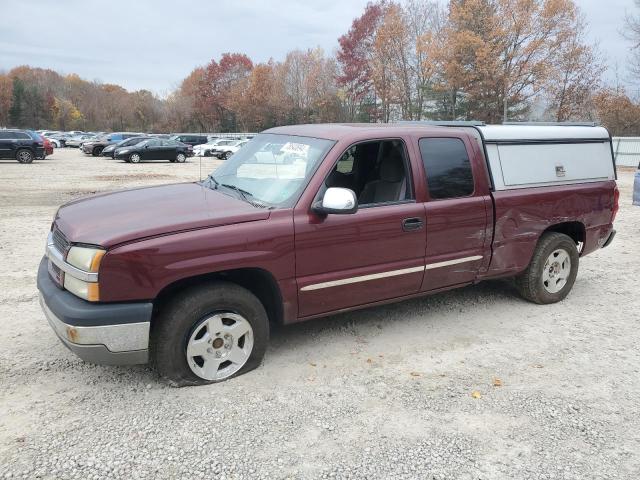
[37,123,618,385]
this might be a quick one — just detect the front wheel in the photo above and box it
[92,146,103,156]
[515,232,579,304]
[151,281,269,386]
[175,152,186,163]
[223,151,232,160]
[129,153,141,163]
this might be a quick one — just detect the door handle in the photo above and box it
[402,217,424,232]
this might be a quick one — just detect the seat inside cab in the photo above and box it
[324,140,411,206]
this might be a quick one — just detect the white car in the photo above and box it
[193,139,234,157]
[212,140,249,159]
[45,137,62,148]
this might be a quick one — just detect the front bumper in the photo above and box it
[37,257,152,365]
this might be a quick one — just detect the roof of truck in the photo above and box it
[264,123,448,141]
[263,123,611,142]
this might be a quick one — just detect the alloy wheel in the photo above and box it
[186,312,254,381]
[542,248,571,294]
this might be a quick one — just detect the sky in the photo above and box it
[0,0,635,95]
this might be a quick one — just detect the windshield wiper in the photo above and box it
[207,175,219,189]
[219,183,253,202]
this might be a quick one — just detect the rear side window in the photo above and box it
[13,132,31,140]
[419,138,474,199]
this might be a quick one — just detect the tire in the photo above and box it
[151,281,269,386]
[16,149,34,164]
[223,151,232,160]
[129,153,141,163]
[92,146,103,157]
[514,232,579,304]
[175,152,186,163]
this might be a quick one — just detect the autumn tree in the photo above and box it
[594,89,640,136]
[196,53,253,131]
[544,13,604,121]
[336,1,388,121]
[624,0,640,80]
[420,0,599,123]
[51,97,83,131]
[0,74,13,127]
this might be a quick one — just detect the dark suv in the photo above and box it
[0,129,45,163]
[169,134,208,147]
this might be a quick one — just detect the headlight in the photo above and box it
[66,245,105,273]
[118,149,129,154]
[64,275,100,302]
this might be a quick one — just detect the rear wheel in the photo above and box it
[129,153,141,163]
[175,152,186,163]
[151,281,269,386]
[16,149,34,164]
[515,232,579,304]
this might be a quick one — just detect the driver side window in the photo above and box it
[324,140,412,206]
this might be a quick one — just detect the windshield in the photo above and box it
[206,133,334,208]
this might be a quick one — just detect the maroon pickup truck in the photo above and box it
[37,122,618,385]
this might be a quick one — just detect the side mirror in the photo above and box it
[313,187,358,215]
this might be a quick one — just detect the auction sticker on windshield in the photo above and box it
[281,142,310,156]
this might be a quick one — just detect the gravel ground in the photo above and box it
[0,149,638,479]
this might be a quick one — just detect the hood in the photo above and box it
[54,183,270,248]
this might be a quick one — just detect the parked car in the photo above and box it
[42,137,54,158]
[169,134,208,147]
[0,129,45,163]
[66,134,95,148]
[102,136,152,158]
[212,139,249,159]
[114,138,193,163]
[193,138,232,157]
[37,123,618,385]
[81,132,142,156]
[45,136,62,148]
[47,133,71,147]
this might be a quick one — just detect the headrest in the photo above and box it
[380,149,404,182]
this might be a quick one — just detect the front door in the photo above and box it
[142,139,163,160]
[294,139,427,318]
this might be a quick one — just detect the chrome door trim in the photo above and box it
[299,255,483,291]
[300,266,425,292]
[424,255,483,270]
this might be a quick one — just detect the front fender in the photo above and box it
[98,212,295,303]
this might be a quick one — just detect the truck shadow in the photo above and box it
[267,279,518,355]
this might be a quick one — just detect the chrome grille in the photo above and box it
[52,227,70,253]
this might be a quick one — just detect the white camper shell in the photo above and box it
[407,122,617,191]
[477,125,616,191]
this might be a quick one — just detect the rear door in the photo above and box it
[416,135,492,291]
[160,140,175,159]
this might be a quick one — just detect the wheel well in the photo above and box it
[543,222,586,247]
[153,268,284,326]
